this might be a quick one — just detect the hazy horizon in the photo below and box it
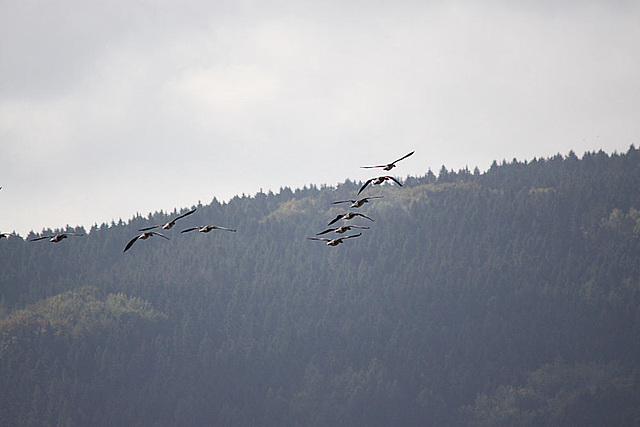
[3,146,633,237]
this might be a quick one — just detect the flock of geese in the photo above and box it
[0,198,236,252]
[307,151,414,246]
[124,208,237,252]
[1,151,414,251]
[1,209,237,253]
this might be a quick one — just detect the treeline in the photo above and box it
[1,147,640,425]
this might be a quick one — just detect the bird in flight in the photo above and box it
[360,151,415,171]
[139,208,196,231]
[316,225,369,236]
[307,233,362,246]
[357,176,402,195]
[30,232,84,243]
[181,225,237,234]
[327,212,374,226]
[124,231,169,252]
[332,196,383,209]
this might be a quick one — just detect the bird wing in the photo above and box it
[344,233,363,240]
[316,228,336,235]
[387,176,403,186]
[331,199,354,205]
[213,226,236,232]
[356,213,374,222]
[123,236,140,252]
[150,231,170,240]
[352,225,370,230]
[327,214,345,226]
[357,179,374,195]
[29,235,52,242]
[181,227,199,233]
[363,196,384,201]
[139,225,159,232]
[173,208,197,221]
[307,237,330,242]
[359,164,387,169]
[391,150,415,165]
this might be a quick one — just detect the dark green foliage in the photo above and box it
[1,146,640,425]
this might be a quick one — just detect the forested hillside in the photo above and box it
[1,147,640,426]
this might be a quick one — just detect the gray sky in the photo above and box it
[2,0,639,236]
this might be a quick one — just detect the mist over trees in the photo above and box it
[1,147,640,425]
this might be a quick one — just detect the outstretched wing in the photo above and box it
[360,164,387,169]
[123,235,140,252]
[316,228,336,236]
[357,178,374,195]
[139,225,159,232]
[150,231,170,240]
[387,176,403,186]
[327,214,345,226]
[351,225,370,230]
[173,208,197,222]
[331,199,354,205]
[29,235,52,242]
[344,233,363,240]
[213,226,236,232]
[391,150,415,165]
[307,237,330,242]
[356,213,374,222]
[181,227,199,233]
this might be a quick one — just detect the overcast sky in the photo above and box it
[1,0,639,236]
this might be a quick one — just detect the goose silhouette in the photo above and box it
[316,225,369,236]
[181,225,236,233]
[360,151,414,171]
[139,208,196,231]
[357,176,402,195]
[332,196,383,208]
[307,233,362,246]
[30,232,83,243]
[124,231,169,252]
[327,212,374,226]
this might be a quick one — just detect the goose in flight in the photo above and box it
[181,225,237,233]
[139,208,196,231]
[30,232,84,243]
[124,231,169,252]
[332,196,383,208]
[327,211,374,226]
[307,233,362,246]
[316,225,369,236]
[357,176,402,195]
[360,151,414,171]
